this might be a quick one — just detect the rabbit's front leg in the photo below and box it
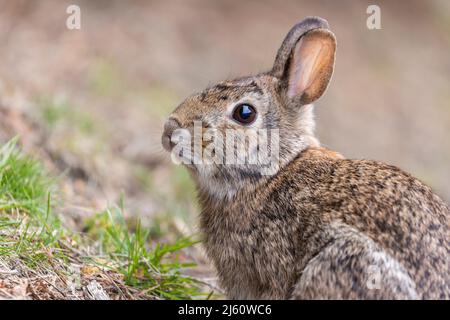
[292,224,419,299]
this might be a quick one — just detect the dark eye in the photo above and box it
[232,104,257,125]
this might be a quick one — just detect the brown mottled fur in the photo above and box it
[162,17,450,299]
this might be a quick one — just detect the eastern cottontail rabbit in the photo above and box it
[162,17,449,299]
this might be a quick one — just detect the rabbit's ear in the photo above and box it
[272,17,336,105]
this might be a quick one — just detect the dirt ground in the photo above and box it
[0,0,449,298]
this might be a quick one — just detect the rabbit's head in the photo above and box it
[162,17,336,199]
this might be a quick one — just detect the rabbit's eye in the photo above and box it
[232,104,256,125]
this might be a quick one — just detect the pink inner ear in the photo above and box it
[288,35,329,99]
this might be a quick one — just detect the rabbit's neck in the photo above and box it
[195,168,268,200]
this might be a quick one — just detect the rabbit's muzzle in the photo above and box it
[162,118,181,151]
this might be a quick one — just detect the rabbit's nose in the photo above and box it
[162,118,181,151]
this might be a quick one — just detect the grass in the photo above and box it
[0,137,64,269]
[0,138,208,299]
[85,204,204,299]
[130,163,200,240]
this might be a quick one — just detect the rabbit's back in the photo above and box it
[279,148,449,298]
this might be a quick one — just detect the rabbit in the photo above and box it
[161,16,449,299]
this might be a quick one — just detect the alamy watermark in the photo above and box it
[169,121,280,176]
[367,5,381,30]
[366,264,382,290]
[66,5,81,30]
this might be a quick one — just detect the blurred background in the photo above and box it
[0,0,449,232]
